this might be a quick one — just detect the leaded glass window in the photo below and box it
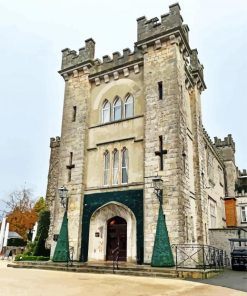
[122,148,128,184]
[103,151,110,185]
[113,97,122,121]
[112,150,119,185]
[102,100,110,123]
[124,94,134,118]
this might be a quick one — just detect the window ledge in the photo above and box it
[89,115,144,129]
[85,182,144,191]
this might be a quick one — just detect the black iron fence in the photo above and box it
[172,244,230,270]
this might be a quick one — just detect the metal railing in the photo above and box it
[112,245,120,273]
[66,246,74,268]
[172,244,229,270]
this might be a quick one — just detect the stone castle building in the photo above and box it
[45,3,247,264]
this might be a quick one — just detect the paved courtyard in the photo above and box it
[0,261,246,296]
[192,268,247,292]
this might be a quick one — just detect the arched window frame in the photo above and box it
[103,150,110,186]
[121,147,128,184]
[112,149,119,185]
[124,93,134,118]
[113,96,122,121]
[102,100,110,123]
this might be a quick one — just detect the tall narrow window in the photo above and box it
[241,206,247,223]
[103,151,110,186]
[122,148,128,184]
[112,149,119,185]
[113,97,122,121]
[102,100,110,123]
[209,200,217,228]
[158,81,163,100]
[124,94,134,118]
[190,216,195,242]
[72,106,77,122]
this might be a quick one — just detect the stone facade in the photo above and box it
[45,3,245,263]
[209,228,247,259]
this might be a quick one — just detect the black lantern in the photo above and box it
[152,177,163,205]
[58,186,69,210]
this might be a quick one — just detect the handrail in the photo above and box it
[112,244,120,273]
[172,244,229,270]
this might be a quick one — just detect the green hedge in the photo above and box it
[15,255,49,261]
[33,210,50,257]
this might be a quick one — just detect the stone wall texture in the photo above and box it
[45,3,244,263]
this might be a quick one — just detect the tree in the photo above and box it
[33,197,46,215]
[3,188,34,212]
[3,188,38,240]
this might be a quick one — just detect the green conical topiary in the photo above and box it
[52,212,69,262]
[151,205,175,267]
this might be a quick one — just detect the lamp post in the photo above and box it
[53,186,71,264]
[152,177,163,205]
[151,176,174,267]
[58,186,69,211]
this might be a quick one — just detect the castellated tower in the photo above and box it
[46,3,210,264]
[136,3,206,261]
[214,135,236,197]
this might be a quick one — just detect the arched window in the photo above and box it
[103,151,110,185]
[113,97,122,121]
[124,94,134,118]
[112,149,119,185]
[122,148,128,184]
[102,100,110,123]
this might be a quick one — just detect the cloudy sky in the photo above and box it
[0,0,246,210]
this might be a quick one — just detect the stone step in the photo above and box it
[9,261,176,273]
[7,263,178,278]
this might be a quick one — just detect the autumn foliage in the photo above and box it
[4,189,46,240]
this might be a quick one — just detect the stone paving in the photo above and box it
[0,260,246,296]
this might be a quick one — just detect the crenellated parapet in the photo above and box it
[202,126,224,165]
[137,3,185,42]
[58,3,206,91]
[239,169,247,177]
[61,38,95,71]
[214,134,235,152]
[89,46,143,82]
[50,136,60,148]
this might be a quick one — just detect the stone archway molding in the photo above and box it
[88,201,137,262]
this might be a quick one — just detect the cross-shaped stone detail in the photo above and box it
[155,135,167,171]
[66,152,75,182]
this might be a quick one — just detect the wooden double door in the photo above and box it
[106,216,127,261]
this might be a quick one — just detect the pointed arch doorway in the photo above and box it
[106,216,127,261]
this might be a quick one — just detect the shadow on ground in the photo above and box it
[188,268,247,292]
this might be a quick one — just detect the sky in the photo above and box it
[0,0,246,212]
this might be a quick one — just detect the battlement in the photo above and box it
[89,46,143,78]
[59,3,205,89]
[214,134,235,152]
[50,136,60,148]
[202,126,224,164]
[137,3,188,42]
[61,38,95,70]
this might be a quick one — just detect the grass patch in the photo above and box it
[15,255,49,261]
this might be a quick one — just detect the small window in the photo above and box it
[103,151,110,186]
[209,200,217,228]
[72,106,77,122]
[122,148,128,184]
[124,94,134,118]
[112,150,119,185]
[158,81,163,100]
[241,206,247,223]
[113,97,122,121]
[102,100,110,123]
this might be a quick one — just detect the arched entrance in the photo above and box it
[87,202,137,262]
[106,216,127,261]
